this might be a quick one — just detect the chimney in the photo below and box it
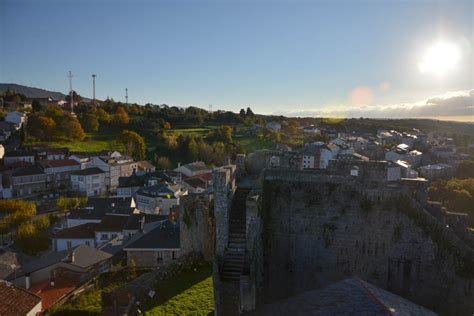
[177,162,181,168]
[139,216,145,232]
[25,275,31,289]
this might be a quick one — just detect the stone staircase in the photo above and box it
[219,187,250,315]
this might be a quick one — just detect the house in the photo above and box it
[385,144,424,168]
[70,167,106,197]
[432,146,456,159]
[419,163,454,180]
[35,148,66,161]
[266,121,282,132]
[8,245,112,311]
[67,197,135,228]
[38,159,81,190]
[5,111,27,129]
[95,215,130,245]
[69,154,90,168]
[135,183,187,214]
[182,176,208,194]
[302,125,320,134]
[117,174,146,198]
[124,220,180,268]
[86,155,137,190]
[4,150,35,167]
[301,142,336,169]
[0,280,42,316]
[52,222,98,252]
[11,166,47,198]
[174,161,211,177]
[136,160,155,175]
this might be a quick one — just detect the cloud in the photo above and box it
[273,89,474,120]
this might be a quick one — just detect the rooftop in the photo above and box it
[71,167,104,176]
[12,165,45,177]
[96,215,130,232]
[0,280,42,315]
[247,278,436,316]
[124,220,180,250]
[53,223,98,239]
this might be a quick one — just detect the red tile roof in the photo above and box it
[0,280,42,315]
[29,277,77,312]
[46,159,80,168]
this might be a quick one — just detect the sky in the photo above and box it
[0,0,473,120]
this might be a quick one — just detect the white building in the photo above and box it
[135,183,188,214]
[52,222,98,252]
[86,155,137,190]
[5,111,27,129]
[174,161,211,177]
[70,167,106,197]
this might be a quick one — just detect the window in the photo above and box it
[111,234,118,239]
[85,241,90,246]
[101,233,108,240]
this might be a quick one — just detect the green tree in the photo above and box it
[156,156,172,170]
[127,259,137,281]
[187,137,199,161]
[80,113,100,132]
[96,108,111,124]
[118,130,146,161]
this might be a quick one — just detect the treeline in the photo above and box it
[154,126,245,168]
[27,103,129,142]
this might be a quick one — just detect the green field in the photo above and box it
[143,263,214,315]
[25,132,124,153]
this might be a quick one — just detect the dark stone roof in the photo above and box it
[0,280,41,315]
[123,213,168,231]
[4,150,36,157]
[68,208,106,220]
[124,220,180,250]
[12,166,45,177]
[53,223,98,239]
[118,174,146,188]
[246,278,436,316]
[71,167,104,176]
[96,215,130,232]
[136,183,178,198]
[86,197,134,210]
[67,245,112,268]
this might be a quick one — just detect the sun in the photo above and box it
[418,41,461,75]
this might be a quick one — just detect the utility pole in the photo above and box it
[92,74,96,102]
[125,88,128,105]
[68,70,74,113]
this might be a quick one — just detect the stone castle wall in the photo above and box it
[252,170,474,315]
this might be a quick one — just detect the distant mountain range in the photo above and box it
[0,83,93,101]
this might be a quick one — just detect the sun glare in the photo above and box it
[418,42,461,75]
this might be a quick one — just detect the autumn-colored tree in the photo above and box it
[163,122,171,130]
[27,115,56,140]
[60,115,86,141]
[45,104,64,124]
[118,130,146,161]
[15,221,49,255]
[127,258,137,281]
[112,106,129,126]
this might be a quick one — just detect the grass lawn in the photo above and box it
[25,132,124,153]
[234,134,275,152]
[47,271,133,316]
[143,263,214,316]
